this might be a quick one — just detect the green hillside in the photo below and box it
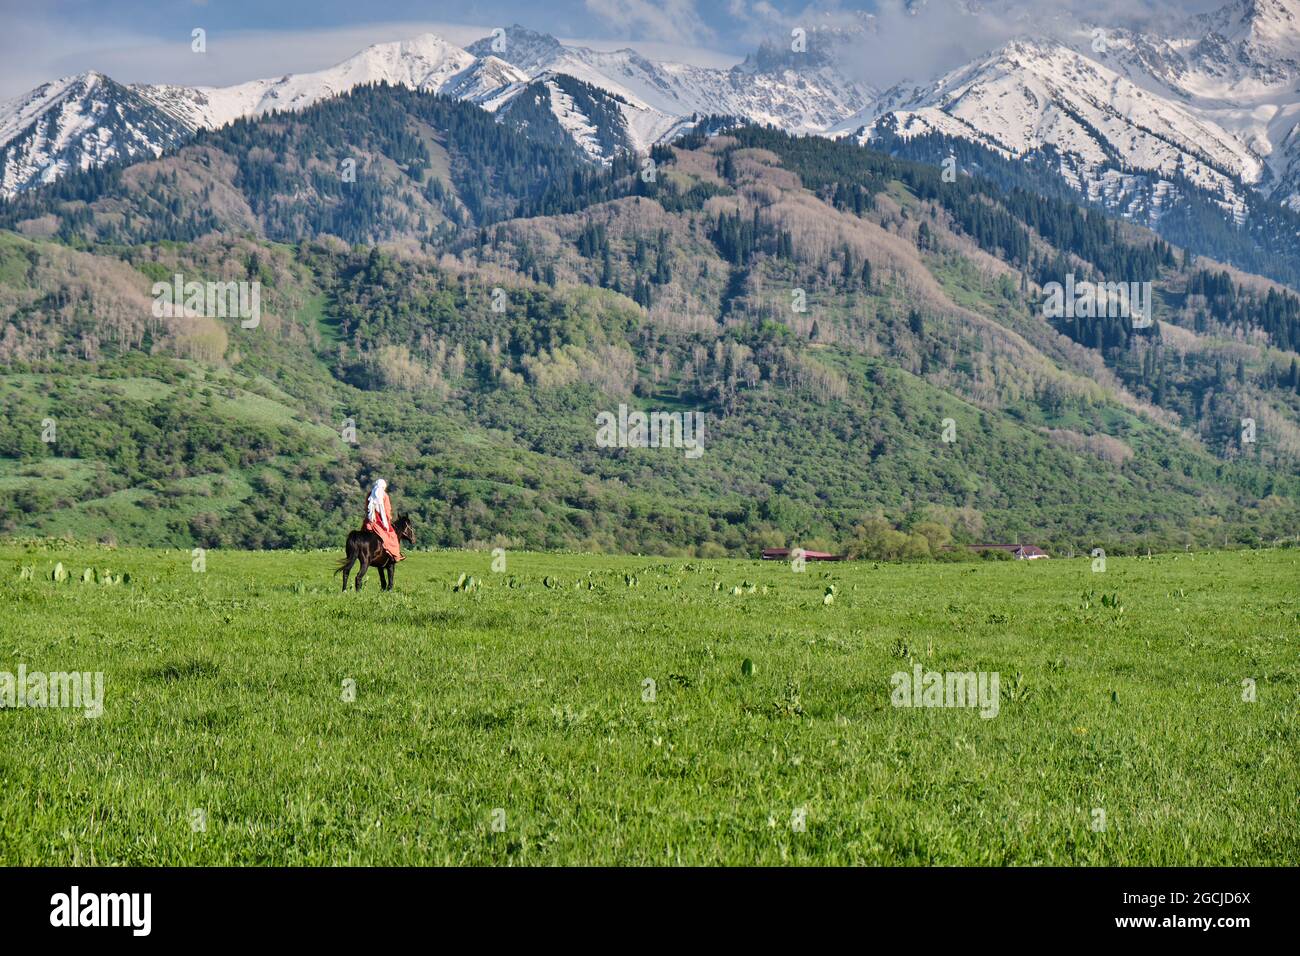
[1,96,1298,554]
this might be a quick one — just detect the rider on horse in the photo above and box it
[336,480,413,591]
[363,478,404,562]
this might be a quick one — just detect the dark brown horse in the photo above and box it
[335,515,415,591]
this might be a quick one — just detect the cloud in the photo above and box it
[721,0,1228,90]
[0,0,1231,102]
[583,0,714,45]
[565,36,740,67]
[840,0,1026,88]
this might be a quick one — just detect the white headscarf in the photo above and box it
[366,479,389,530]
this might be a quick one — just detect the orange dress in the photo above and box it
[363,492,402,560]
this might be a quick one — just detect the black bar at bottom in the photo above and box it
[0,866,1285,942]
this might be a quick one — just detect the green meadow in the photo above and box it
[0,544,1295,865]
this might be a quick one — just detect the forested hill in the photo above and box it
[0,83,600,247]
[870,126,1300,292]
[1,91,1298,555]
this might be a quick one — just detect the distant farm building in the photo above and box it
[761,548,847,562]
[972,544,1050,560]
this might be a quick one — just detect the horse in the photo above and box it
[335,514,415,592]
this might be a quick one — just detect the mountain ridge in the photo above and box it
[3,2,1299,215]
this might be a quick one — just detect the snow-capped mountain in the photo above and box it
[1,0,1299,226]
[468,29,683,150]
[485,74,638,163]
[1191,0,1300,88]
[854,38,1265,220]
[0,34,528,199]
[0,72,193,196]
[855,0,1300,213]
[0,24,877,198]
[468,24,877,149]
[136,33,504,131]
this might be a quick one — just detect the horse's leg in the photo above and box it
[356,554,370,591]
[387,561,396,591]
[341,547,356,592]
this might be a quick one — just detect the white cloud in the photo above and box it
[583,0,713,46]
[561,35,739,67]
[720,0,1226,90]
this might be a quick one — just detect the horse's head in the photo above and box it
[395,514,416,545]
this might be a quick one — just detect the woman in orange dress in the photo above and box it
[363,478,404,562]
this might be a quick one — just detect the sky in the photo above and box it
[0,0,1229,100]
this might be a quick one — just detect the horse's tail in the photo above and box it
[334,538,354,574]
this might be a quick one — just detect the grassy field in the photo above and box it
[0,544,1295,865]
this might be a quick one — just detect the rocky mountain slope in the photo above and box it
[854,0,1300,215]
[0,24,876,196]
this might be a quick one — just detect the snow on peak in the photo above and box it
[148,31,479,129]
[864,32,1268,215]
[465,25,565,74]
[1190,0,1300,85]
[336,32,476,85]
[0,69,192,197]
[4,2,1300,212]
[444,55,531,102]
